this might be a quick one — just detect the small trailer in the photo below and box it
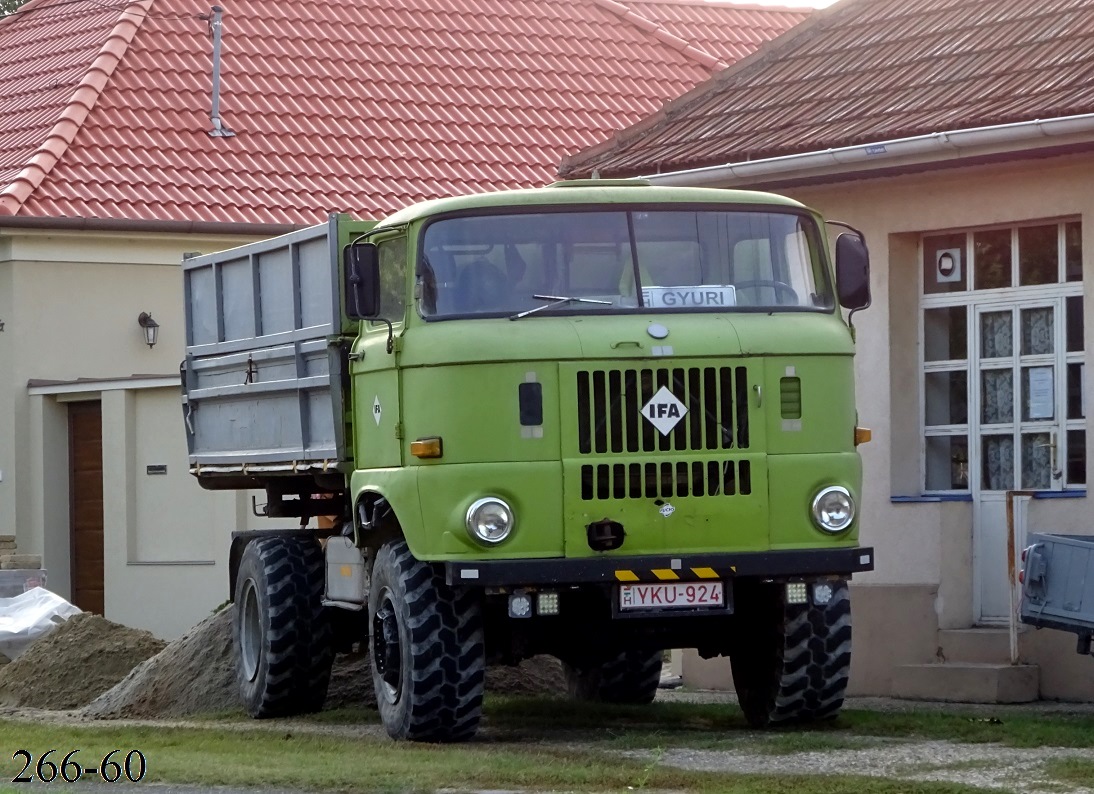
[1020,532,1094,657]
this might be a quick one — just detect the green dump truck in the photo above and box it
[181,179,874,741]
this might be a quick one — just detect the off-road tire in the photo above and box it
[296,539,334,713]
[234,536,331,718]
[730,579,851,727]
[369,540,485,742]
[564,650,663,705]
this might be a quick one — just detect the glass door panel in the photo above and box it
[979,310,1013,358]
[1020,307,1054,354]
[973,300,1064,494]
[981,434,1014,491]
[1020,432,1054,489]
[979,369,1013,424]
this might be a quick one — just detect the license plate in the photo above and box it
[618,581,725,611]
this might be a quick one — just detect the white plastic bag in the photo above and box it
[0,587,82,660]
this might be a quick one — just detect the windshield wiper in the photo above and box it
[510,294,612,321]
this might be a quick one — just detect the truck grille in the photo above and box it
[576,367,750,454]
[580,460,752,500]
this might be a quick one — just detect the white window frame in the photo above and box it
[919,219,1083,495]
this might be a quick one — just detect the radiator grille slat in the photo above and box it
[576,366,750,454]
[580,460,753,501]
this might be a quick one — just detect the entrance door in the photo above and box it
[69,402,104,614]
[972,300,1065,622]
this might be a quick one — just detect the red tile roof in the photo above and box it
[0,0,808,226]
[561,0,1094,179]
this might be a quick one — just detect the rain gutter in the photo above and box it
[641,114,1094,187]
[0,215,303,237]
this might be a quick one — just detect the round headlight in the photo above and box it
[466,497,514,545]
[811,486,855,533]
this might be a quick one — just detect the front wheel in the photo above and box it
[730,579,851,727]
[369,540,485,742]
[564,649,663,705]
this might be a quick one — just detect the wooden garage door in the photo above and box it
[69,402,104,614]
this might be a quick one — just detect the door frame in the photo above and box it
[969,295,1068,623]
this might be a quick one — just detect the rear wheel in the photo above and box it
[730,579,851,727]
[369,540,485,741]
[296,539,333,713]
[234,536,332,718]
[564,649,663,705]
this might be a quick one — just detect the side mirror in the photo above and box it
[343,242,380,319]
[835,232,871,311]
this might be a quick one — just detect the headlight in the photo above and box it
[466,497,514,544]
[811,486,855,533]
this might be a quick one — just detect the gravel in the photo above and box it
[632,740,1094,794]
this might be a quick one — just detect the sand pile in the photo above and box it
[83,607,236,719]
[83,603,565,718]
[0,613,165,710]
[0,602,564,718]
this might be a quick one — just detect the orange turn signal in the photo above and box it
[410,437,443,458]
[854,427,872,446]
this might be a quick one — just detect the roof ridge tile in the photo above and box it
[595,0,729,71]
[0,0,153,216]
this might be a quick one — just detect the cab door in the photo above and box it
[349,234,407,470]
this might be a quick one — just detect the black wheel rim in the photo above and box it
[372,588,402,704]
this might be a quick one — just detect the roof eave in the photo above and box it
[0,214,304,237]
[640,114,1094,188]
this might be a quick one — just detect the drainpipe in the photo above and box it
[204,6,235,138]
[642,114,1094,187]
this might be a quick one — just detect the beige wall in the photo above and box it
[1,227,261,637]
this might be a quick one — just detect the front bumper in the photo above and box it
[444,545,873,586]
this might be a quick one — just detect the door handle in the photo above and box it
[1036,431,1062,480]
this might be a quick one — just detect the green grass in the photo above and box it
[5,697,1090,792]
[0,721,996,794]
[479,697,1094,752]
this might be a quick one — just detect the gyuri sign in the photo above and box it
[641,285,736,308]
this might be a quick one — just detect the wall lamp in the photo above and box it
[137,312,160,348]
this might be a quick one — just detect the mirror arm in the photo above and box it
[375,318,394,354]
[846,295,871,335]
[826,219,866,238]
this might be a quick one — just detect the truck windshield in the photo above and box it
[417,207,833,318]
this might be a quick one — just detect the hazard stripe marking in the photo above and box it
[652,569,679,580]
[691,567,718,579]
[615,570,640,582]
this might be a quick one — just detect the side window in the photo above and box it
[375,237,407,324]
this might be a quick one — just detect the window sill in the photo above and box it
[1031,490,1087,499]
[891,491,1086,503]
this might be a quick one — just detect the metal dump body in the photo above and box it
[1020,532,1094,652]
[181,216,368,474]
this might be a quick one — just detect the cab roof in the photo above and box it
[372,180,809,229]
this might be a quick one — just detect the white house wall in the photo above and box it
[2,227,264,638]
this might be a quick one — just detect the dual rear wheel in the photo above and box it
[233,536,333,718]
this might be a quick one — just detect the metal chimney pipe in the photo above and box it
[206,5,235,138]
